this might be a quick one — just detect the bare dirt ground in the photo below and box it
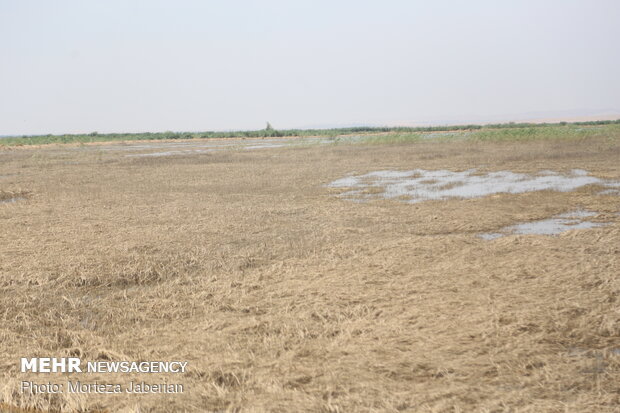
[1,136,619,412]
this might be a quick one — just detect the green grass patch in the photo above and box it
[467,124,620,142]
[1,120,619,147]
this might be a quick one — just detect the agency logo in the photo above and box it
[21,358,82,373]
[20,357,188,374]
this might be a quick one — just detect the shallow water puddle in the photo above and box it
[62,133,431,159]
[244,143,286,149]
[479,210,609,240]
[328,169,620,203]
[599,188,620,195]
[122,139,293,157]
[72,134,399,158]
[0,197,26,205]
[125,149,216,158]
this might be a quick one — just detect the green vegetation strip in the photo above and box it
[1,120,619,147]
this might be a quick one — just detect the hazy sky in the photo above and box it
[1,0,619,135]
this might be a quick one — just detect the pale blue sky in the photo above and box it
[1,0,619,135]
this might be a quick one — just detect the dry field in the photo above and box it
[1,134,619,412]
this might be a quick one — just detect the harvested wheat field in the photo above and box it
[1,129,620,412]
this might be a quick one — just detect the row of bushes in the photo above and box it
[3,119,620,146]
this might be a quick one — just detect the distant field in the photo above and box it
[1,130,619,412]
[1,119,619,147]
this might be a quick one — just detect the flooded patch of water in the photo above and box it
[118,138,297,158]
[69,133,435,158]
[125,149,216,158]
[328,169,620,203]
[243,143,286,150]
[599,188,620,195]
[555,210,597,219]
[479,210,610,240]
[59,131,475,159]
[0,196,26,205]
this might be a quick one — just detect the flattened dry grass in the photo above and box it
[0,135,619,412]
